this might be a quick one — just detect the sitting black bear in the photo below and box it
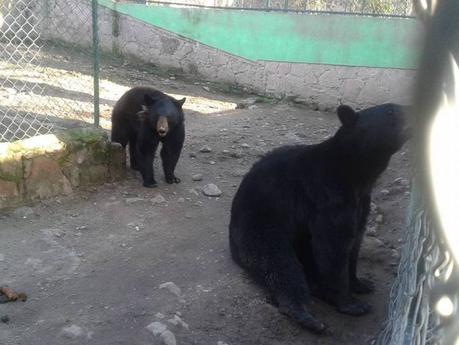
[111,86,186,187]
[229,103,411,333]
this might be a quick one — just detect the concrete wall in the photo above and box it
[42,0,420,109]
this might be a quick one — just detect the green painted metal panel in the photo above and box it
[98,0,420,69]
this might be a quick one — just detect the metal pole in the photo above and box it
[92,0,100,127]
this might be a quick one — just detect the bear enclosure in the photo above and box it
[1,0,458,344]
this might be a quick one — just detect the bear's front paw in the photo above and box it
[143,180,158,188]
[166,176,181,184]
[336,299,371,316]
[351,277,375,294]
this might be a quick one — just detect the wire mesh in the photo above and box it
[0,0,99,143]
[375,185,447,345]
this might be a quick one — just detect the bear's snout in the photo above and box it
[157,116,169,137]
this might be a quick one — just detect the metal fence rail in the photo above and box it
[0,0,99,143]
[137,0,413,16]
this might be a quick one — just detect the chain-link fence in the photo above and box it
[139,0,413,16]
[0,0,413,144]
[0,0,99,143]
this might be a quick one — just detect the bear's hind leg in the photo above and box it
[128,134,139,170]
[111,118,128,146]
[137,139,159,188]
[311,214,372,316]
[239,238,327,333]
[349,229,375,295]
[276,279,327,334]
[349,195,375,294]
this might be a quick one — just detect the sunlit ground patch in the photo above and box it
[0,61,237,135]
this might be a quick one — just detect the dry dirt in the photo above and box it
[0,47,411,345]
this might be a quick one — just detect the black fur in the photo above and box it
[111,86,186,187]
[229,103,410,333]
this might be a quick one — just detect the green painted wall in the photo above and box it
[98,0,420,69]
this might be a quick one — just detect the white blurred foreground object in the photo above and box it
[430,55,459,263]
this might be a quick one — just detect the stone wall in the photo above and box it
[0,127,126,209]
[43,0,417,109]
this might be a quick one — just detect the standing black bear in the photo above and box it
[229,103,411,333]
[111,86,186,188]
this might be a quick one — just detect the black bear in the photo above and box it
[229,103,411,333]
[111,86,186,188]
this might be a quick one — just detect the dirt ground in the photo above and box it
[0,49,411,345]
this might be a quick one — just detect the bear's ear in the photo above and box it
[174,97,186,108]
[144,94,159,107]
[337,105,358,127]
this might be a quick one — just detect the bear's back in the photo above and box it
[112,86,166,121]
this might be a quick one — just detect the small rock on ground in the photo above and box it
[199,145,212,153]
[366,225,378,237]
[229,150,244,158]
[380,189,390,196]
[236,97,257,109]
[394,177,410,186]
[192,174,203,181]
[159,282,181,297]
[61,325,84,339]
[167,315,189,330]
[151,194,167,205]
[160,330,177,345]
[146,321,168,336]
[146,322,177,345]
[155,312,165,319]
[125,197,145,204]
[202,184,222,197]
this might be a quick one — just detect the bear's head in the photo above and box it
[139,94,186,137]
[335,103,411,158]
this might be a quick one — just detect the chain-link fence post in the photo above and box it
[92,0,100,127]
